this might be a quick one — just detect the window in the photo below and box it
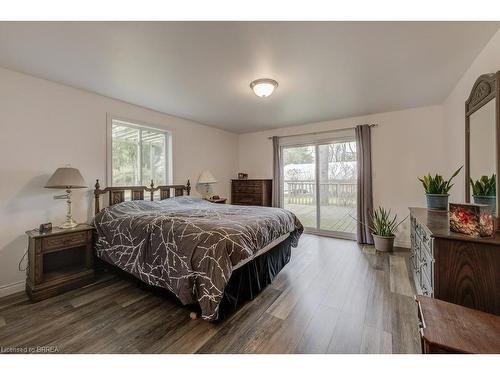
[109,118,170,186]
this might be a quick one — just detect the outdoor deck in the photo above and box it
[285,203,357,234]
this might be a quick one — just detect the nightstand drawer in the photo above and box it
[42,231,87,251]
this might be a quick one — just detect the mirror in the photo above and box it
[465,72,499,220]
[469,100,496,199]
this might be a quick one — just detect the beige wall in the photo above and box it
[0,67,238,296]
[238,105,447,247]
[443,29,500,202]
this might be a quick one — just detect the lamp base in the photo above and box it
[59,217,79,229]
[202,183,212,200]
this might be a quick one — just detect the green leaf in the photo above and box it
[418,166,463,194]
[470,174,496,196]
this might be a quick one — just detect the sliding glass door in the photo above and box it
[282,145,317,229]
[282,139,357,239]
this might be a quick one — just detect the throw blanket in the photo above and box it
[93,196,303,320]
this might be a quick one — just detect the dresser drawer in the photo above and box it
[410,239,419,271]
[414,217,431,240]
[232,185,263,194]
[232,180,262,187]
[421,270,434,297]
[420,231,433,253]
[420,250,434,289]
[232,193,263,206]
[420,236,433,259]
[42,232,88,251]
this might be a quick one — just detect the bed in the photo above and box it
[92,179,303,321]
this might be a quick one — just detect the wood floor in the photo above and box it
[0,234,421,354]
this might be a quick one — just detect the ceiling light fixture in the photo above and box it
[250,78,278,98]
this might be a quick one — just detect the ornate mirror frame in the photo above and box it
[465,71,500,227]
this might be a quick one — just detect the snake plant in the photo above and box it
[470,174,496,196]
[369,207,407,237]
[418,166,463,194]
[350,207,407,237]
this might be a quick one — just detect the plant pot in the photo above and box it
[472,195,496,215]
[372,234,395,252]
[425,193,449,211]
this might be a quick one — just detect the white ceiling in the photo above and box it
[0,22,498,133]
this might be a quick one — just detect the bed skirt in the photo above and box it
[218,236,292,318]
[94,236,292,320]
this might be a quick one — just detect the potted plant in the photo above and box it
[470,174,496,215]
[418,166,462,211]
[366,207,407,252]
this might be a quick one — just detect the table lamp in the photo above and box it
[45,166,87,229]
[198,170,217,199]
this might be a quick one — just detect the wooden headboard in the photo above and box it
[93,179,191,214]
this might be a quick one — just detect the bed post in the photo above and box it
[149,180,155,201]
[94,179,101,215]
[186,180,191,196]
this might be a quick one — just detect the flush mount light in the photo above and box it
[250,78,278,98]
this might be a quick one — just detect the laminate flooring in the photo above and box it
[0,234,421,354]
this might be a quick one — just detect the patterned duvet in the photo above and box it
[93,196,303,320]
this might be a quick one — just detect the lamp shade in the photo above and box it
[45,167,87,189]
[198,170,217,184]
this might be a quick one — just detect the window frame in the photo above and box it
[106,115,172,187]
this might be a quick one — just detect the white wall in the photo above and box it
[0,67,238,296]
[443,28,500,202]
[238,105,448,247]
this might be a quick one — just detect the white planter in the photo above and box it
[372,234,395,252]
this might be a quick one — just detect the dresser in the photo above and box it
[409,207,500,315]
[231,179,272,206]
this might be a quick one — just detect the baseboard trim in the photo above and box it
[0,280,25,298]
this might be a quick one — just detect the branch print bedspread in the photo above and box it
[93,197,303,320]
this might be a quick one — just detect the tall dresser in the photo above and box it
[231,179,272,207]
[409,207,500,315]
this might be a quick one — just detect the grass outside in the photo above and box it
[284,200,357,234]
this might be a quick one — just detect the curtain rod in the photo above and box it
[266,124,378,140]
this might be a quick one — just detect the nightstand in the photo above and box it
[25,224,95,302]
[205,197,227,204]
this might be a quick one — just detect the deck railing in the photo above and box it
[284,179,356,206]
